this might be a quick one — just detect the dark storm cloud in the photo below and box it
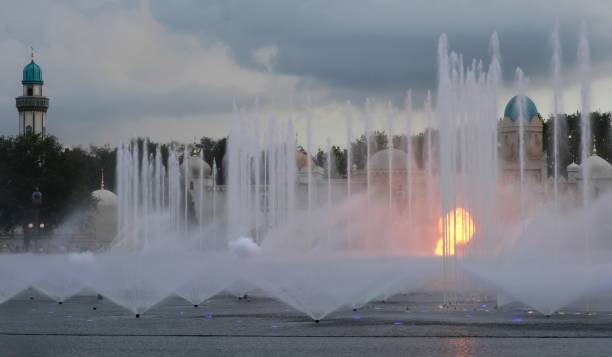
[151,0,612,94]
[1,0,612,145]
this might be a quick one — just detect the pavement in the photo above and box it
[1,289,612,356]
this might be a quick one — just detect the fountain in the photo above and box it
[2,25,612,322]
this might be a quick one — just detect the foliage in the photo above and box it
[543,111,611,176]
[0,135,110,232]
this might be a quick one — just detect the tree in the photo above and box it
[331,146,347,177]
[0,135,97,232]
[543,111,611,176]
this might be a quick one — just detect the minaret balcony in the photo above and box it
[16,96,49,112]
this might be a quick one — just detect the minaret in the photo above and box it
[16,49,49,137]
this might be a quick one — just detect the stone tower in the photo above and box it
[499,95,547,185]
[16,50,49,137]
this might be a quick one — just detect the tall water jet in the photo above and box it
[484,32,502,254]
[578,24,593,296]
[404,91,413,236]
[226,105,244,241]
[285,118,297,223]
[253,108,261,242]
[326,137,333,241]
[578,25,591,207]
[424,91,435,242]
[212,159,217,223]
[437,34,453,292]
[551,20,564,204]
[306,102,314,225]
[198,148,205,247]
[515,68,527,235]
[345,102,353,199]
[386,101,394,228]
[365,98,373,200]
[183,146,189,232]
[489,32,501,180]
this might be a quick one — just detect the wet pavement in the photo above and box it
[1,289,612,356]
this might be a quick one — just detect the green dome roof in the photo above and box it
[504,95,538,121]
[22,60,43,85]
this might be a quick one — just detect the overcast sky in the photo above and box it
[1,0,611,148]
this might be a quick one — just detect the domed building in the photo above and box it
[184,148,212,186]
[499,95,547,185]
[90,174,118,245]
[567,150,612,199]
[361,147,423,203]
[295,150,325,184]
[369,148,414,194]
[183,146,214,225]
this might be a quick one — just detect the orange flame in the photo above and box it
[435,207,475,256]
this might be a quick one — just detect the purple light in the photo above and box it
[271,325,280,329]
[353,314,362,321]
[393,320,404,326]
[512,317,524,323]
[203,313,213,320]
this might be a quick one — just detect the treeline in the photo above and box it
[542,111,611,175]
[0,136,228,233]
[0,111,609,232]
[0,135,114,233]
[312,130,433,178]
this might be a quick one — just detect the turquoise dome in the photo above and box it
[504,95,538,121]
[22,60,43,85]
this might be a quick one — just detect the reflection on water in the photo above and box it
[447,338,474,357]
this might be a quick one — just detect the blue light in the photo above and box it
[512,317,524,323]
[203,313,213,320]
[393,320,404,326]
[353,314,362,321]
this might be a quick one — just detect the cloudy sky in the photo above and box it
[0,0,611,148]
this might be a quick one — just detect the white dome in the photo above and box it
[92,189,118,207]
[184,154,212,178]
[369,148,415,171]
[581,155,612,178]
[567,162,580,172]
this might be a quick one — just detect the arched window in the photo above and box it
[25,125,33,134]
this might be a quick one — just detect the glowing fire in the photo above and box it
[434,207,475,256]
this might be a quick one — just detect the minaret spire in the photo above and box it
[17,50,48,137]
[100,169,105,190]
